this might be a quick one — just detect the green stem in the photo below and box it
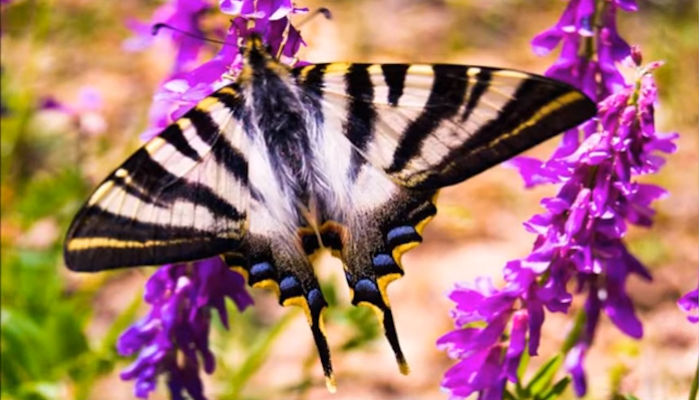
[561,308,587,354]
[689,360,699,400]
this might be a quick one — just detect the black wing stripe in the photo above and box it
[344,64,377,180]
[65,236,239,271]
[294,64,328,125]
[159,123,201,162]
[121,148,177,192]
[110,174,165,207]
[387,64,469,173]
[162,180,244,220]
[186,108,219,144]
[381,64,409,106]
[461,68,492,122]
[298,64,328,97]
[69,206,212,240]
[460,78,570,150]
[414,86,596,189]
[120,149,244,220]
[186,108,248,184]
[210,85,243,113]
[214,136,249,186]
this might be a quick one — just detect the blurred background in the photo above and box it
[1,0,697,399]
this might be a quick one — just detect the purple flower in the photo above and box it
[532,0,633,102]
[118,257,253,399]
[123,0,211,73]
[437,278,532,399]
[38,86,107,135]
[136,0,307,140]
[565,343,588,396]
[678,288,699,323]
[140,26,241,140]
[219,0,303,20]
[440,1,677,398]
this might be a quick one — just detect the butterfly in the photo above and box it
[64,34,596,390]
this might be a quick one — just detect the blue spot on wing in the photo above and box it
[387,226,417,242]
[250,262,274,278]
[280,275,301,292]
[373,254,396,268]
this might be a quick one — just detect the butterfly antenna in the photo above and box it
[297,7,332,28]
[151,23,236,47]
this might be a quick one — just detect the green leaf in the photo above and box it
[1,308,48,389]
[517,349,531,381]
[515,349,531,397]
[503,387,517,400]
[536,376,570,400]
[525,354,563,396]
[338,306,380,351]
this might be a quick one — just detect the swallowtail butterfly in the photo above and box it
[64,35,596,390]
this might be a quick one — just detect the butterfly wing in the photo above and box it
[64,86,248,271]
[298,63,596,190]
[293,63,595,371]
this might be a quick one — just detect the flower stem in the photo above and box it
[561,308,587,354]
[689,360,699,400]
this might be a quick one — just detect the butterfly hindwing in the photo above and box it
[64,85,249,271]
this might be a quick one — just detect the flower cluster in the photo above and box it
[118,259,253,399]
[127,0,307,140]
[438,1,678,399]
[531,0,636,101]
[118,1,307,398]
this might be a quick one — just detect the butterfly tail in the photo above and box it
[225,242,336,392]
[351,277,410,374]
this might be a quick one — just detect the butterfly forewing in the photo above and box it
[299,63,596,190]
[64,86,249,271]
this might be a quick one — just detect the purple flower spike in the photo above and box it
[533,0,635,103]
[678,288,699,323]
[440,1,677,398]
[118,259,252,399]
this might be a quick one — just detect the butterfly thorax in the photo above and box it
[240,39,326,231]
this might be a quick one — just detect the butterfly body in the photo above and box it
[65,35,596,389]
